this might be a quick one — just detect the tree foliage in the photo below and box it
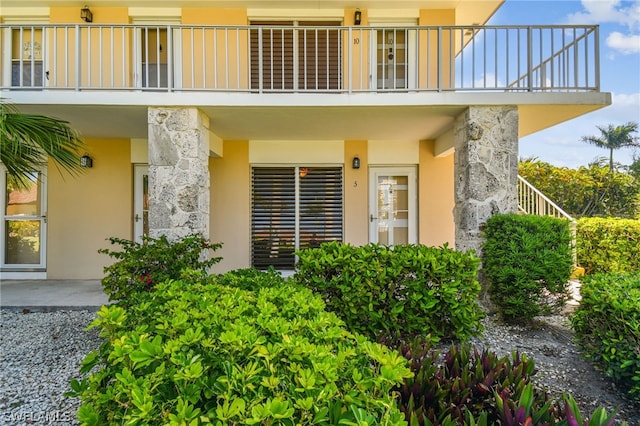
[0,99,86,189]
[519,158,640,218]
[580,122,639,172]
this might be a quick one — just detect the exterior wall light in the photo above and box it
[354,9,362,25]
[352,155,360,169]
[81,6,93,23]
[80,154,93,168]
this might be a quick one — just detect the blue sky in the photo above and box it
[488,0,640,168]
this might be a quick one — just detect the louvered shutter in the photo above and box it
[298,22,341,90]
[251,21,341,91]
[299,167,343,248]
[250,22,294,91]
[251,167,296,268]
[251,167,343,269]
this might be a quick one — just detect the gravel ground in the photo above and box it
[1,309,638,425]
[468,313,640,425]
[0,310,101,426]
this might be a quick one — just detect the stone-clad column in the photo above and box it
[453,106,518,253]
[147,107,210,240]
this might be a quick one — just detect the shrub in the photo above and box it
[294,242,483,344]
[395,342,625,425]
[519,159,640,218]
[571,272,640,399]
[215,266,284,291]
[71,271,412,425]
[98,234,222,302]
[482,214,573,323]
[576,217,640,274]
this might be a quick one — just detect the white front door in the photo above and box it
[370,26,417,90]
[133,165,149,243]
[1,168,47,271]
[369,166,417,245]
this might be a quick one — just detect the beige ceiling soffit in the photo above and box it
[0,7,50,20]
[434,129,454,157]
[130,138,148,164]
[128,7,181,18]
[209,131,223,158]
[247,9,344,19]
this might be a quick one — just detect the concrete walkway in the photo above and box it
[0,280,109,312]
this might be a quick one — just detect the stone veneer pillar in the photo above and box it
[147,107,210,240]
[453,106,518,253]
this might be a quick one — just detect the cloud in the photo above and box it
[519,92,640,168]
[607,32,640,53]
[595,92,640,122]
[565,1,640,55]
[566,0,640,28]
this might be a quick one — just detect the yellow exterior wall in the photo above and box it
[418,140,455,246]
[418,9,455,89]
[343,9,369,90]
[182,8,248,89]
[182,8,247,25]
[47,138,132,279]
[50,7,129,24]
[344,140,368,246]
[49,7,131,88]
[210,140,251,272]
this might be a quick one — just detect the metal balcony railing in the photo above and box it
[0,24,600,93]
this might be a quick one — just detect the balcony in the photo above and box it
[1,23,600,93]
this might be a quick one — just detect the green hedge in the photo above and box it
[71,271,411,425]
[294,242,483,344]
[577,217,640,274]
[571,272,640,399]
[482,214,573,322]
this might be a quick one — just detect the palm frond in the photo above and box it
[0,100,86,189]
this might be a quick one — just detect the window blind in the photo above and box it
[251,166,343,269]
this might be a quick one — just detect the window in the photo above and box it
[251,166,343,269]
[250,21,342,91]
[11,28,44,87]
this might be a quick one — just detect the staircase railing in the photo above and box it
[518,175,578,265]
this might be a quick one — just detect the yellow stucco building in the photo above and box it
[0,1,610,279]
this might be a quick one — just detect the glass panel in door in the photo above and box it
[2,171,47,267]
[376,28,407,90]
[369,167,416,245]
[133,165,149,243]
[11,28,45,87]
[141,28,168,88]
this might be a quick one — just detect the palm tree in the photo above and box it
[580,122,639,172]
[0,99,86,189]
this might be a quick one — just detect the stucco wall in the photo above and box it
[210,140,251,272]
[344,140,368,246]
[419,140,455,246]
[47,138,131,279]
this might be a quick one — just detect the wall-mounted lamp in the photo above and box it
[354,9,362,25]
[80,6,93,23]
[352,155,361,169]
[80,154,93,168]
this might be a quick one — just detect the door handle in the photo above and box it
[370,214,378,222]
[134,214,141,222]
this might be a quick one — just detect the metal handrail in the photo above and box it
[1,24,600,93]
[518,175,577,264]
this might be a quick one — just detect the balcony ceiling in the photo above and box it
[5,91,610,144]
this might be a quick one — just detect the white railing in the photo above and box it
[518,175,577,263]
[1,24,600,93]
[518,175,574,220]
